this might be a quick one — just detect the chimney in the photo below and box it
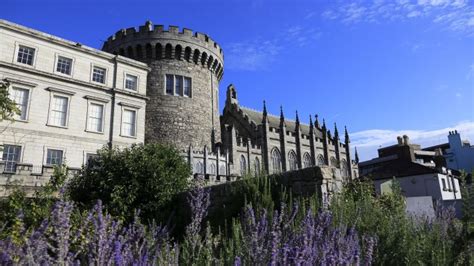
[403,135,410,145]
[397,136,403,146]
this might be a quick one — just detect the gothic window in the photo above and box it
[341,159,348,178]
[240,155,247,176]
[175,45,182,60]
[201,52,208,66]
[165,44,172,59]
[330,157,338,167]
[317,154,325,166]
[195,161,204,174]
[271,148,282,174]
[136,44,143,59]
[193,49,200,64]
[155,43,162,59]
[184,47,192,61]
[207,56,214,69]
[254,157,260,176]
[220,165,226,176]
[145,43,152,58]
[288,150,298,171]
[209,163,216,175]
[303,153,312,168]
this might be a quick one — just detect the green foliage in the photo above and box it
[0,165,68,239]
[67,143,191,223]
[330,178,465,265]
[0,79,20,122]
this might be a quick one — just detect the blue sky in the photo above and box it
[2,0,473,160]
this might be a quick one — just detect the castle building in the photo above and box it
[1,20,357,191]
[0,20,149,191]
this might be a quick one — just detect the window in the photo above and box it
[49,95,69,127]
[85,153,98,166]
[87,103,104,132]
[209,163,216,175]
[254,157,260,176]
[92,66,106,84]
[2,145,21,173]
[10,88,29,120]
[46,149,63,166]
[184,77,192,97]
[175,75,183,96]
[165,74,174,95]
[288,151,298,171]
[165,74,192,97]
[330,157,338,167]
[317,155,325,166]
[125,74,138,91]
[17,45,35,65]
[195,161,204,174]
[122,109,136,137]
[219,165,226,176]
[341,160,349,178]
[303,153,312,168]
[271,148,282,174]
[56,56,73,75]
[240,155,247,176]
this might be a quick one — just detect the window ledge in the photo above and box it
[46,123,68,129]
[119,134,138,139]
[85,129,105,135]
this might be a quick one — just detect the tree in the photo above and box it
[67,143,191,222]
[0,79,20,122]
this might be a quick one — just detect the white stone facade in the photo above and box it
[0,20,149,185]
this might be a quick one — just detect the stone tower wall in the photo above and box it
[102,21,224,150]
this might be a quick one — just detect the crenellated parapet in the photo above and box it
[102,21,224,80]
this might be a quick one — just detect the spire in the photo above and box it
[322,118,326,131]
[355,147,359,163]
[334,123,339,140]
[263,100,267,116]
[345,126,350,143]
[309,115,313,129]
[295,111,300,124]
[315,114,320,128]
[280,105,285,121]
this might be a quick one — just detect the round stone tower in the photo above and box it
[102,21,224,150]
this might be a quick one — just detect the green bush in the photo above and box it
[67,143,191,223]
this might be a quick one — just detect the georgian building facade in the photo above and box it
[0,20,149,185]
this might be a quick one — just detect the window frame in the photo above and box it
[44,147,65,166]
[120,106,138,138]
[46,90,73,128]
[90,64,108,85]
[1,143,23,173]
[8,86,32,122]
[164,74,192,97]
[54,53,75,77]
[85,100,106,134]
[14,42,38,67]
[123,72,139,92]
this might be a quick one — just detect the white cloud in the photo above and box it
[321,0,474,36]
[352,121,474,161]
[225,25,322,71]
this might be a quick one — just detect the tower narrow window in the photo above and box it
[240,155,247,176]
[184,77,192,97]
[165,74,174,95]
[175,75,183,96]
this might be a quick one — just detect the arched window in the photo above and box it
[317,154,325,166]
[271,148,282,174]
[175,45,182,60]
[220,165,226,176]
[136,44,143,59]
[193,49,200,64]
[127,46,134,59]
[155,43,162,59]
[209,163,216,175]
[165,44,172,59]
[145,43,152,58]
[194,161,204,174]
[207,56,214,69]
[184,47,192,61]
[240,155,247,176]
[341,159,348,178]
[254,157,260,176]
[303,153,312,168]
[216,64,221,75]
[201,52,208,66]
[330,157,338,167]
[212,60,218,71]
[288,150,298,171]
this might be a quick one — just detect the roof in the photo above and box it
[240,107,324,138]
[363,160,439,180]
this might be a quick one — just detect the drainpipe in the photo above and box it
[108,56,118,149]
